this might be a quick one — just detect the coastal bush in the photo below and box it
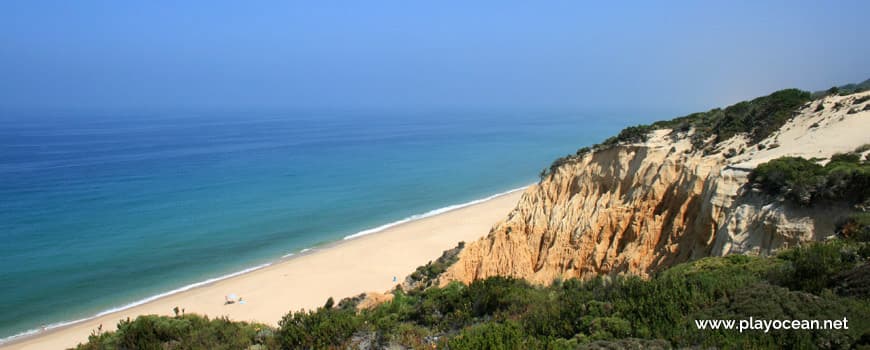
[542,154,579,179]
[275,306,359,349]
[811,79,870,98]
[74,314,264,350]
[772,241,862,294]
[409,281,472,330]
[749,152,870,206]
[575,146,592,156]
[601,124,654,146]
[834,78,870,96]
[467,276,533,317]
[710,89,811,144]
[444,321,533,350]
[749,156,826,204]
[73,241,870,350]
[838,212,870,242]
[406,242,464,291]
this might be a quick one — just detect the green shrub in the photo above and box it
[445,321,532,350]
[831,152,862,163]
[749,154,870,206]
[773,241,861,294]
[409,281,472,330]
[837,212,870,242]
[749,157,826,205]
[466,276,532,317]
[74,314,264,350]
[406,242,464,291]
[276,306,359,349]
[585,316,632,339]
[819,78,870,97]
[542,154,579,179]
[602,124,654,146]
[575,146,592,156]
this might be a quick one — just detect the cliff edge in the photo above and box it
[442,90,870,285]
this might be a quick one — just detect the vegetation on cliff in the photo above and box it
[404,242,465,291]
[541,88,814,178]
[812,78,870,99]
[74,237,870,349]
[75,314,268,350]
[748,146,869,206]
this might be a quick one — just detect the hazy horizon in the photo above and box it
[1,1,869,118]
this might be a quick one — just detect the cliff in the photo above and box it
[441,91,870,285]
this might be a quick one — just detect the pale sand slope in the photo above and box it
[2,190,525,350]
[730,91,870,168]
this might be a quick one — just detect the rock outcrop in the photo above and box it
[441,92,870,285]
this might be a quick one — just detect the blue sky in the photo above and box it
[1,1,868,116]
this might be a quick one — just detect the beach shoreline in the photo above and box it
[0,187,526,350]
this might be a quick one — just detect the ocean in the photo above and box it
[0,111,621,341]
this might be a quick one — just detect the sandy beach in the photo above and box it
[1,189,524,350]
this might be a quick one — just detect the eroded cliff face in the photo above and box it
[441,92,870,285]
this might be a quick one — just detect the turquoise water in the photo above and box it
[0,111,622,340]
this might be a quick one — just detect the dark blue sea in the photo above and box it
[0,111,623,340]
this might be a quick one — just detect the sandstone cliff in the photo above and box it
[441,91,870,285]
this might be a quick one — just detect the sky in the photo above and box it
[1,1,868,117]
